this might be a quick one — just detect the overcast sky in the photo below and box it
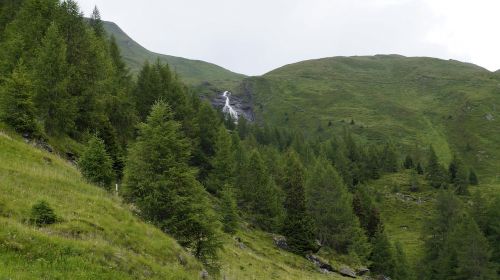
[76,0,500,76]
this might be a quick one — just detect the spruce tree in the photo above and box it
[32,22,75,134]
[382,142,399,173]
[282,150,317,255]
[426,146,448,188]
[484,195,500,273]
[469,169,479,186]
[370,228,396,278]
[206,126,235,194]
[306,157,370,260]
[416,162,424,175]
[394,242,412,280]
[78,135,114,189]
[353,187,383,239]
[403,155,414,169]
[89,6,104,37]
[449,154,469,195]
[123,101,221,264]
[219,185,239,234]
[0,60,39,135]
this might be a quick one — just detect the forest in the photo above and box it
[0,1,499,279]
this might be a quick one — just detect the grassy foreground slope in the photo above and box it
[241,55,500,180]
[103,21,245,91]
[0,129,202,279]
[0,128,352,279]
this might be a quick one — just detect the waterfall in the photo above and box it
[222,91,239,122]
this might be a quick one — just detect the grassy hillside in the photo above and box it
[103,21,245,91]
[0,127,355,279]
[0,128,203,279]
[239,55,500,181]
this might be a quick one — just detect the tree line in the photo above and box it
[0,1,498,279]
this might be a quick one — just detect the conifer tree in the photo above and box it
[282,150,317,255]
[206,126,235,194]
[89,6,104,37]
[382,142,399,173]
[449,154,469,195]
[370,228,396,278]
[123,101,221,264]
[416,162,424,175]
[426,146,448,188]
[403,155,414,169]
[78,135,114,189]
[219,185,239,234]
[484,195,500,273]
[32,22,75,134]
[306,157,370,259]
[394,242,412,280]
[469,169,479,186]
[0,60,39,135]
[353,187,383,239]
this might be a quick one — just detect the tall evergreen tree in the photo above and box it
[403,155,414,169]
[219,185,239,234]
[370,228,396,278]
[0,60,39,135]
[89,6,104,37]
[394,242,412,280]
[306,157,370,260]
[123,101,221,264]
[206,126,235,194]
[32,22,75,134]
[426,146,448,189]
[449,154,469,195]
[353,187,383,239]
[282,150,317,255]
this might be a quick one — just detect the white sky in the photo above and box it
[76,0,500,76]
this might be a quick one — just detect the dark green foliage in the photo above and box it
[370,228,396,278]
[409,170,421,192]
[306,157,370,260]
[89,6,104,37]
[123,101,221,264]
[449,154,469,195]
[420,191,497,280]
[32,22,75,134]
[353,187,383,239]
[469,169,479,185]
[426,146,448,189]
[236,149,284,231]
[30,200,57,226]
[219,185,239,234]
[484,195,500,274]
[282,150,317,255]
[403,155,414,169]
[394,242,412,280]
[381,142,399,173]
[416,162,424,175]
[0,61,39,135]
[206,127,235,194]
[78,135,114,189]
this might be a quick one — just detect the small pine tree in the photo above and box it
[30,200,57,226]
[449,155,468,195]
[416,162,424,175]
[409,170,420,192]
[78,135,114,189]
[282,150,317,255]
[0,60,39,135]
[469,169,479,185]
[394,242,412,280]
[403,155,414,169]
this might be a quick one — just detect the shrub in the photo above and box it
[30,200,57,226]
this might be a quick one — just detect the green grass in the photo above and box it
[0,128,359,279]
[0,130,202,279]
[239,55,500,181]
[103,21,245,93]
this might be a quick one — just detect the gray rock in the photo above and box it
[306,254,334,273]
[339,266,357,278]
[356,267,370,276]
[273,235,288,250]
[200,269,209,279]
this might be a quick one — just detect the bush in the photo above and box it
[30,200,57,226]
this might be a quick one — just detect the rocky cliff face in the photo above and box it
[211,91,255,121]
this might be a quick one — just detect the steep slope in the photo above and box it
[239,55,500,180]
[0,129,203,279]
[103,21,245,91]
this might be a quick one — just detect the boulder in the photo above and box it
[305,254,334,273]
[199,269,209,279]
[356,267,370,276]
[339,266,357,278]
[272,235,288,250]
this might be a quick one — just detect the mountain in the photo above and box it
[238,55,500,180]
[103,21,245,91]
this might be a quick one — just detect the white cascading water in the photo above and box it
[222,91,239,122]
